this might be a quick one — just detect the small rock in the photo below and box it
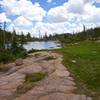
[72,60,76,63]
[15,59,23,66]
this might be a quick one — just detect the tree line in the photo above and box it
[0,22,35,63]
[0,22,100,63]
[40,26,100,44]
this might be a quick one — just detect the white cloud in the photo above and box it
[47,0,100,29]
[31,0,100,36]
[0,0,100,36]
[95,0,100,3]
[0,12,11,23]
[31,22,79,37]
[67,0,85,14]
[7,16,33,35]
[0,0,46,22]
[47,0,53,3]
[48,0,100,23]
[48,4,68,23]
[13,16,33,28]
[8,23,33,35]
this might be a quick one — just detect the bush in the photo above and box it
[11,46,28,58]
[0,46,27,63]
[0,50,15,63]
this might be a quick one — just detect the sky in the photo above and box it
[0,0,100,37]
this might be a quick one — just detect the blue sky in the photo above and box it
[0,0,100,36]
[32,0,67,11]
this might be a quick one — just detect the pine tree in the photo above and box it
[11,29,18,50]
[3,22,6,49]
[27,32,31,41]
[0,23,4,51]
[20,32,26,45]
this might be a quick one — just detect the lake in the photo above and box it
[23,41,61,51]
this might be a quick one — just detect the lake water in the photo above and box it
[23,41,61,51]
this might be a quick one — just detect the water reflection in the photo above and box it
[23,41,61,51]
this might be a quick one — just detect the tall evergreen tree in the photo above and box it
[11,29,18,50]
[3,22,6,49]
[27,32,31,40]
[20,32,26,45]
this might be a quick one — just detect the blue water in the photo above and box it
[23,41,61,51]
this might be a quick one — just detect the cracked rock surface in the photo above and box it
[0,51,92,100]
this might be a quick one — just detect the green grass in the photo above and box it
[57,41,100,94]
[25,72,47,83]
[16,72,47,94]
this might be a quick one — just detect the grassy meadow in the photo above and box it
[57,41,100,98]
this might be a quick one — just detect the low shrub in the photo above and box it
[0,50,15,63]
[0,46,27,63]
[11,46,27,58]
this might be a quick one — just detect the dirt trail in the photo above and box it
[0,51,92,100]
